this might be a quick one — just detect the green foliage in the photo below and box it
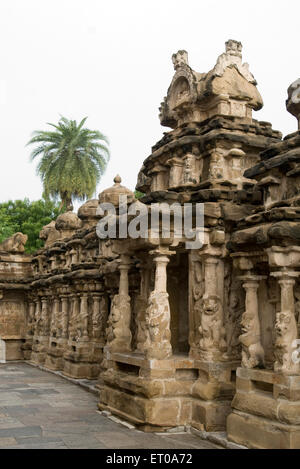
[134,190,145,200]
[0,198,62,254]
[27,116,110,208]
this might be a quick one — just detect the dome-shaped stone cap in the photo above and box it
[98,175,135,207]
[77,199,99,221]
[286,79,300,126]
[55,209,82,231]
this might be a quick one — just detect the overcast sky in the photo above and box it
[0,0,299,208]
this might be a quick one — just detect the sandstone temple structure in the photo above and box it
[1,40,300,449]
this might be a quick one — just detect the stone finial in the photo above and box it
[98,175,135,206]
[225,39,242,58]
[114,175,122,184]
[77,199,99,228]
[213,39,255,84]
[172,50,189,70]
[286,79,300,129]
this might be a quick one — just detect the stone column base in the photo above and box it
[30,336,49,365]
[191,360,238,432]
[21,337,33,360]
[227,367,300,449]
[98,352,238,432]
[192,400,233,432]
[44,338,67,371]
[63,341,103,379]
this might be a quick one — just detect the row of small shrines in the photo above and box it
[24,247,300,378]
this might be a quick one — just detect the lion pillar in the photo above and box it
[239,276,265,369]
[136,260,151,353]
[61,295,69,339]
[197,254,226,361]
[144,250,172,360]
[271,270,299,374]
[106,255,132,352]
[79,293,89,341]
[228,261,300,448]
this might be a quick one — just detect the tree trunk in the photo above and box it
[59,193,73,211]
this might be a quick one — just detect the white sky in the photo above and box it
[0,0,299,208]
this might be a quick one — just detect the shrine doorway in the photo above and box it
[167,252,189,354]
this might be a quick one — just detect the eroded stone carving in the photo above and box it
[144,291,172,360]
[239,311,265,369]
[286,78,300,129]
[0,233,28,253]
[39,221,60,247]
[213,39,256,84]
[274,311,298,374]
[172,50,189,70]
[198,295,227,360]
[106,293,131,352]
[227,290,243,359]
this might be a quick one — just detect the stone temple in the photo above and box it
[1,40,300,449]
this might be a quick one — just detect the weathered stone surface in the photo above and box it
[0,233,28,253]
[287,78,300,129]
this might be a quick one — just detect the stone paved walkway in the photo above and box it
[0,363,221,449]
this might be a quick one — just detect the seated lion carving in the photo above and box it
[39,221,60,247]
[0,232,28,253]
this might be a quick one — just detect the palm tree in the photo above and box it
[27,116,110,209]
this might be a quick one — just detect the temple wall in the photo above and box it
[0,251,31,361]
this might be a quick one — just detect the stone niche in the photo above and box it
[0,290,28,360]
[0,244,31,361]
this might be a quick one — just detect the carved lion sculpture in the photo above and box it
[274,311,298,374]
[0,232,28,253]
[144,291,172,360]
[39,221,60,247]
[106,294,131,351]
[239,311,265,369]
[198,296,227,355]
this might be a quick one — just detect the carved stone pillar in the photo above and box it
[69,294,79,341]
[271,271,299,374]
[136,263,150,353]
[204,256,219,296]
[279,277,296,313]
[107,255,132,352]
[167,157,183,188]
[239,277,265,369]
[27,301,35,336]
[144,251,172,360]
[92,294,101,340]
[79,293,89,340]
[197,255,226,360]
[51,297,60,337]
[61,296,69,339]
[41,297,50,337]
[34,298,41,335]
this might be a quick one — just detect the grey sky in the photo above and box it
[0,0,299,206]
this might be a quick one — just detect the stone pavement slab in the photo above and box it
[0,363,222,449]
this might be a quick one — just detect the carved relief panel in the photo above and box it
[0,299,26,339]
